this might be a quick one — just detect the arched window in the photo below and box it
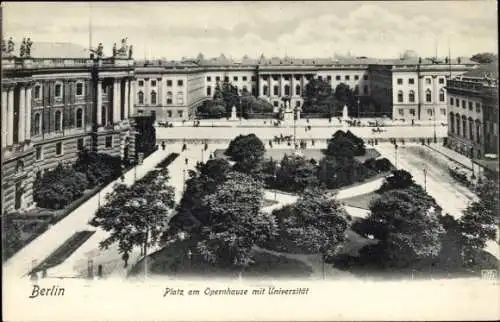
[284,85,290,96]
[55,110,62,132]
[462,116,467,138]
[468,117,474,141]
[166,91,173,104]
[273,85,279,96]
[409,90,415,103]
[455,113,461,136]
[439,89,445,102]
[151,91,157,105]
[426,89,432,103]
[449,113,455,133]
[138,91,144,105]
[76,108,83,128]
[34,112,41,135]
[16,160,24,173]
[475,120,481,143]
[295,85,301,96]
[263,85,268,96]
[397,90,404,103]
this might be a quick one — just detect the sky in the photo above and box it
[3,1,498,60]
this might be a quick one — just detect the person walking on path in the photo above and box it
[122,253,129,268]
[185,158,189,165]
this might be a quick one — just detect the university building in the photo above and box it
[1,42,136,213]
[134,55,476,122]
[446,63,498,160]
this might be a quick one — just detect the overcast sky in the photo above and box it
[3,1,498,60]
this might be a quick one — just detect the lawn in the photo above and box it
[129,239,313,279]
[30,230,96,274]
[341,192,380,210]
[214,148,380,163]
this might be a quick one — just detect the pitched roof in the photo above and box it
[31,42,88,58]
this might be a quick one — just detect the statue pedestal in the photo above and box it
[229,106,238,121]
[284,111,294,124]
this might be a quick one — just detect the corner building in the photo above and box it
[1,54,136,213]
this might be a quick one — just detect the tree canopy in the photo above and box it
[470,52,497,64]
[325,130,366,157]
[302,78,336,114]
[274,154,318,192]
[214,81,240,111]
[225,134,265,173]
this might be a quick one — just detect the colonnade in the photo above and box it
[2,82,33,147]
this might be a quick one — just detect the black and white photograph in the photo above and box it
[1,1,499,321]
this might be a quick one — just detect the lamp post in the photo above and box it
[394,143,398,169]
[470,147,476,181]
[182,169,187,192]
[423,167,428,192]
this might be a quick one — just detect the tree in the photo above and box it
[460,178,499,261]
[73,149,122,187]
[317,155,373,189]
[334,83,356,114]
[89,170,176,261]
[195,172,278,267]
[274,154,318,192]
[354,185,444,268]
[2,216,22,260]
[325,130,365,157]
[214,81,240,112]
[470,52,497,64]
[379,169,414,191]
[270,188,349,256]
[168,159,232,234]
[225,134,265,173]
[33,164,88,209]
[302,78,336,114]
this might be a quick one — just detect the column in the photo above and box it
[2,90,7,147]
[96,80,102,126]
[432,75,438,120]
[25,85,32,141]
[268,76,271,98]
[291,75,295,97]
[18,86,26,143]
[7,87,14,146]
[113,78,120,123]
[123,79,129,120]
[129,80,135,117]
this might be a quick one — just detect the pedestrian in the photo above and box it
[209,153,213,159]
[185,158,188,165]
[204,142,208,151]
[162,141,166,150]
[312,139,315,146]
[122,253,129,268]
[182,143,187,151]
[97,265,103,278]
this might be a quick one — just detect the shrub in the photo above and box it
[379,169,414,192]
[73,150,122,187]
[318,156,374,189]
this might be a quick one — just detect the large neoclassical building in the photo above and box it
[134,55,477,122]
[2,42,136,213]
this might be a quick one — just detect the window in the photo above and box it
[363,85,369,95]
[425,78,431,85]
[327,76,332,81]
[318,76,323,80]
[363,75,368,80]
[410,109,416,116]
[178,110,183,118]
[34,113,41,135]
[151,91,157,105]
[242,76,247,81]
[54,110,62,131]
[284,85,290,96]
[224,76,229,82]
[77,138,84,151]
[55,142,62,156]
[206,87,212,96]
[462,117,467,138]
[425,89,432,103]
[408,78,415,85]
[354,75,359,81]
[397,91,403,103]
[398,109,404,116]
[273,85,279,96]
[273,101,279,107]
[101,105,106,125]
[207,76,211,82]
[439,78,445,84]
[34,85,42,99]
[138,80,144,86]
[138,91,144,104]
[476,102,481,113]
[105,136,112,148]
[450,113,455,133]
[166,80,172,86]
[176,92,184,105]
[468,102,473,111]
[462,100,466,109]
[167,110,172,118]
[450,97,454,106]
[345,75,350,81]
[272,75,278,81]
[263,85,268,96]
[137,109,144,115]
[441,108,446,115]
[295,101,301,107]
[216,76,220,82]
[167,91,173,104]
[336,75,341,81]
[427,109,433,116]
[35,146,42,160]
[409,90,415,103]
[233,76,238,81]
[397,78,403,85]
[55,83,62,98]
[177,80,183,86]
[439,89,445,102]
[76,108,83,128]
[251,76,256,81]
[151,80,157,87]
[295,85,301,96]
[76,82,84,96]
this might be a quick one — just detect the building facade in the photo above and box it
[446,63,498,159]
[2,53,136,214]
[134,56,476,122]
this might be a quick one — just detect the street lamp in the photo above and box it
[394,143,399,169]
[470,147,476,180]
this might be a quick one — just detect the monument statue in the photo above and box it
[7,37,15,55]
[25,38,33,57]
[230,105,238,120]
[112,42,117,57]
[20,38,26,57]
[128,45,133,59]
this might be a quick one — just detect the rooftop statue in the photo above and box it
[7,37,15,55]
[89,42,104,58]
[19,38,26,57]
[25,38,33,58]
